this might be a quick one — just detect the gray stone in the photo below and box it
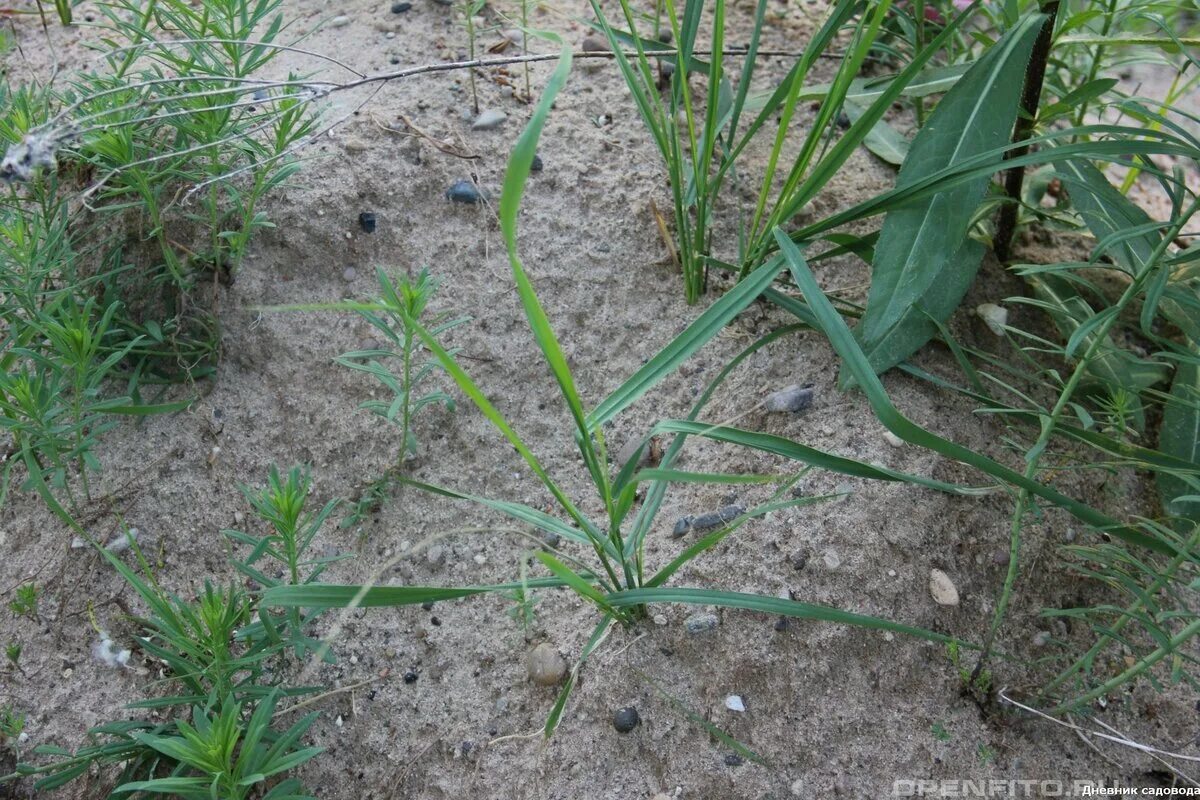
[526,643,567,686]
[471,109,507,130]
[764,384,814,413]
[684,612,718,634]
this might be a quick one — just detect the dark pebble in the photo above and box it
[404,670,419,684]
[788,551,807,571]
[671,516,693,538]
[531,153,543,172]
[430,616,441,626]
[421,601,436,611]
[836,111,851,129]
[358,211,376,233]
[613,706,641,733]
[691,505,744,532]
[724,753,744,767]
[774,617,789,632]
[446,179,485,204]
[391,1,411,10]
[658,29,672,44]
[539,529,561,549]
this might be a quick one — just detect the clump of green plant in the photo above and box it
[0,706,24,747]
[225,465,345,660]
[7,465,338,795]
[334,268,468,528]
[261,46,988,737]
[6,584,38,618]
[460,0,490,113]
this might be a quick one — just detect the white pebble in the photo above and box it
[822,549,841,570]
[330,15,351,27]
[976,303,1008,336]
[724,695,746,712]
[883,431,903,448]
[929,569,960,606]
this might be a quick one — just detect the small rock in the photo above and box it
[403,670,418,683]
[582,36,608,52]
[105,528,139,554]
[471,109,507,130]
[764,384,814,413]
[822,549,841,570]
[684,612,718,634]
[992,549,1010,566]
[446,179,486,204]
[836,111,851,129]
[613,706,640,733]
[531,153,544,172]
[502,28,525,45]
[330,15,351,27]
[527,643,568,686]
[883,430,903,448]
[692,505,743,532]
[788,551,808,571]
[929,569,960,606]
[426,545,445,564]
[209,408,224,435]
[671,516,693,538]
[1032,630,1051,647]
[539,530,561,549]
[977,303,1008,336]
[342,267,357,282]
[724,695,745,712]
[653,614,668,626]
[391,1,411,10]
[724,753,744,767]
[657,29,672,43]
[358,211,376,233]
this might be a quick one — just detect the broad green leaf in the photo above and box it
[844,99,909,166]
[262,578,568,609]
[854,13,1046,375]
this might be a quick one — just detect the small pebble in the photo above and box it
[527,643,567,686]
[391,1,411,10]
[613,706,641,733]
[531,154,543,172]
[426,545,445,564]
[836,111,851,129]
[822,549,841,570]
[724,695,745,712]
[991,549,1010,566]
[330,15,351,27]
[446,179,486,204]
[671,516,693,538]
[724,753,744,767]
[582,36,608,52]
[209,408,224,435]
[539,530,561,549]
[358,211,376,233]
[404,670,418,684]
[684,612,718,634]
[653,614,667,626]
[788,551,807,571]
[977,303,1008,336]
[691,505,743,532]
[883,430,904,448]
[342,267,357,282]
[471,109,507,130]
[764,384,814,413]
[929,569,960,606]
[1032,630,1051,647]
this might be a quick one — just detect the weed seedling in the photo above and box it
[7,584,38,618]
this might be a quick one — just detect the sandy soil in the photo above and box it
[2,2,1197,798]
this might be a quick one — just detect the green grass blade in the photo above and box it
[607,587,976,647]
[588,255,787,429]
[262,577,570,609]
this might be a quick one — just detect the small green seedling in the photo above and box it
[0,706,24,746]
[8,584,38,618]
[931,722,951,742]
[226,465,344,660]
